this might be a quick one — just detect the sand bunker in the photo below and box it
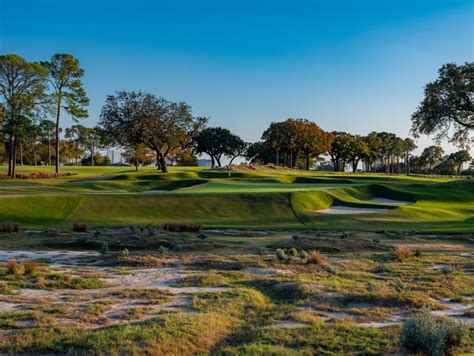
[367,198,414,205]
[318,206,390,215]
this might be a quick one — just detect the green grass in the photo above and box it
[0,165,472,232]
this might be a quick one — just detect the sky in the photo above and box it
[1,0,473,156]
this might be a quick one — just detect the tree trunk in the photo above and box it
[12,141,17,177]
[76,144,79,166]
[91,150,94,166]
[8,135,14,177]
[276,151,279,165]
[19,142,23,166]
[210,155,215,168]
[33,144,37,166]
[55,98,61,174]
[157,150,168,173]
[215,156,222,168]
[48,140,51,166]
[294,149,301,169]
[305,153,310,171]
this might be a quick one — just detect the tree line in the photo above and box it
[1,54,472,176]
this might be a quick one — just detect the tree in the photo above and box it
[99,91,206,173]
[450,150,471,175]
[194,127,246,167]
[82,127,105,166]
[403,138,417,174]
[347,135,369,173]
[262,122,286,165]
[420,145,444,173]
[363,132,383,172]
[39,119,57,165]
[328,132,353,172]
[123,144,153,171]
[42,54,89,173]
[0,54,47,176]
[411,62,473,148]
[65,124,86,166]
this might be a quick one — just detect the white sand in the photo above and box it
[318,206,390,215]
[367,198,414,205]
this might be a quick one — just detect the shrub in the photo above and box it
[6,260,22,275]
[1,221,19,233]
[128,224,137,235]
[307,250,328,265]
[94,229,101,238]
[145,224,155,236]
[275,248,288,263]
[288,247,298,257]
[257,247,268,256]
[299,250,308,260]
[414,249,422,257]
[392,246,411,262]
[100,241,109,255]
[441,265,456,275]
[72,221,87,233]
[292,235,300,242]
[121,248,129,257]
[197,233,208,240]
[158,246,169,257]
[162,222,202,232]
[326,265,340,276]
[390,278,410,293]
[400,314,468,355]
[340,231,351,239]
[23,260,38,275]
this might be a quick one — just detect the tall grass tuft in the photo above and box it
[392,246,411,262]
[307,250,328,265]
[23,260,38,275]
[6,260,22,275]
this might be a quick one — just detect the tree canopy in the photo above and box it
[411,62,473,148]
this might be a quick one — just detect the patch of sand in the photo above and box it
[318,206,390,215]
[367,198,414,205]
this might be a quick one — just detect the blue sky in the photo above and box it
[1,0,473,154]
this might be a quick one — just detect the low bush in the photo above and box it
[257,247,268,256]
[400,314,468,355]
[288,247,298,257]
[292,235,300,242]
[1,221,20,233]
[275,248,288,263]
[197,233,208,240]
[145,223,155,236]
[392,246,411,262]
[72,221,87,233]
[158,246,169,256]
[299,250,308,260]
[162,222,203,232]
[307,250,328,265]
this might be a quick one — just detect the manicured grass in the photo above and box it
[0,165,472,232]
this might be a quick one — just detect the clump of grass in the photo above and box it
[257,247,268,256]
[307,250,328,265]
[1,221,20,233]
[400,314,468,355]
[414,249,422,257]
[94,229,101,238]
[23,260,38,275]
[441,265,456,275]
[340,231,351,239]
[392,246,411,262]
[72,221,87,233]
[292,235,300,242]
[6,260,22,276]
